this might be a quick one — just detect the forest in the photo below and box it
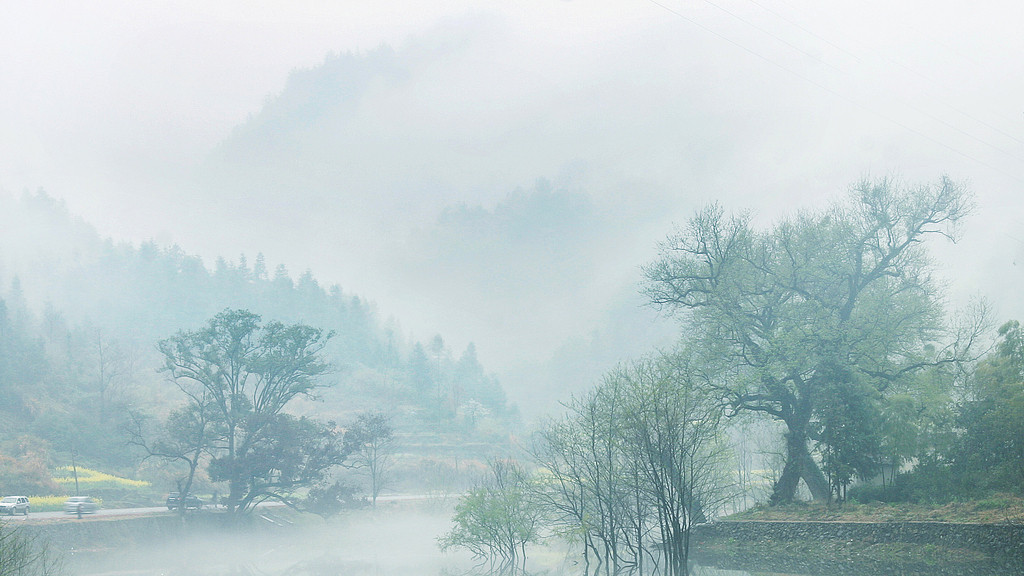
[2,179,1024,576]
[3,2,1021,575]
[0,189,516,507]
[438,177,1024,575]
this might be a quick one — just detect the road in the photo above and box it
[0,505,170,524]
[0,493,440,525]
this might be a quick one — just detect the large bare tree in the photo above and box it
[643,177,979,502]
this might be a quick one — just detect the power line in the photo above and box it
[744,0,1024,148]
[692,0,1024,164]
[694,0,847,75]
[741,0,866,65]
[643,0,1024,184]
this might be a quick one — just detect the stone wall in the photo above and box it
[19,515,184,551]
[691,520,1024,575]
[16,511,277,552]
[693,520,1024,559]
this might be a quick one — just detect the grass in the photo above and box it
[42,467,152,509]
[726,493,1024,524]
[8,469,150,511]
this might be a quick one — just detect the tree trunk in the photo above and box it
[771,419,830,503]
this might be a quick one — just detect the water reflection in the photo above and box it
[61,507,995,576]
[65,505,472,576]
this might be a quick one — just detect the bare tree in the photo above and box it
[345,411,395,505]
[532,350,732,576]
[127,392,214,517]
[0,523,61,576]
[616,351,733,576]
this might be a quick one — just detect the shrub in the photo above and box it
[0,521,61,575]
[0,455,59,496]
[847,459,981,505]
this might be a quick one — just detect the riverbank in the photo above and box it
[21,499,472,576]
[726,494,1024,524]
[692,529,1014,576]
[692,498,1024,576]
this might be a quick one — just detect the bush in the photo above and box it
[0,523,61,575]
[0,456,59,496]
[305,480,363,520]
[438,460,543,573]
[848,459,982,505]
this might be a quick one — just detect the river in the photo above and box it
[59,505,991,576]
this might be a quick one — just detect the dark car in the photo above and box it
[166,492,203,510]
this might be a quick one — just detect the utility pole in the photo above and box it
[71,447,80,496]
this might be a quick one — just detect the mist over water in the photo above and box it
[49,500,770,569]
[58,504,939,576]
[55,503,764,576]
[1,4,1021,576]
[66,505,473,576]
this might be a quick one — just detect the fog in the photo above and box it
[3,2,1023,406]
[60,504,748,576]
[4,5,1024,575]
[65,504,474,575]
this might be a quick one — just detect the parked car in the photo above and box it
[166,492,203,510]
[63,496,99,514]
[0,496,29,515]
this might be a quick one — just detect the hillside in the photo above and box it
[186,41,681,412]
[0,189,516,495]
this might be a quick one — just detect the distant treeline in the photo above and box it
[0,189,512,493]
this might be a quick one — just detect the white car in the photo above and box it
[64,496,99,514]
[0,496,30,515]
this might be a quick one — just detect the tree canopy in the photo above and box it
[531,350,730,575]
[345,411,395,505]
[955,320,1024,492]
[157,309,347,516]
[643,177,978,502]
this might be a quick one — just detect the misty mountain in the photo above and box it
[221,47,408,161]
[384,180,677,409]
[194,42,464,225]
[0,190,512,429]
[392,181,604,340]
[4,24,726,415]
[185,36,684,400]
[6,2,1023,421]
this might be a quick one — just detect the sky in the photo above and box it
[2,0,1023,397]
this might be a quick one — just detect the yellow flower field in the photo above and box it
[52,466,150,489]
[27,495,104,512]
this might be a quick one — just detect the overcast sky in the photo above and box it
[2,0,1023,382]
